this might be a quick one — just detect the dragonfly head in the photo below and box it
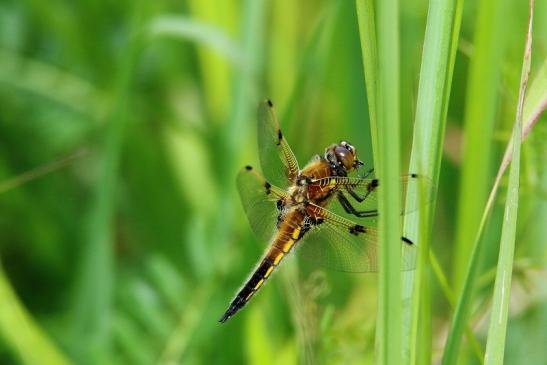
[326,141,364,173]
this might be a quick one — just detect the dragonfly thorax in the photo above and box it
[287,182,309,206]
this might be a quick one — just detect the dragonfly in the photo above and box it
[219,99,433,323]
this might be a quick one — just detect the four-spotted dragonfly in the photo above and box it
[219,100,433,323]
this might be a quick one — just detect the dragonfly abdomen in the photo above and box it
[219,211,305,323]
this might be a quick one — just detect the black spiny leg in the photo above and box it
[358,167,375,179]
[337,192,414,245]
[337,191,378,218]
[346,177,379,203]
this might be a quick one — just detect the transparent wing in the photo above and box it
[311,174,435,218]
[236,165,289,243]
[296,203,416,272]
[257,99,300,189]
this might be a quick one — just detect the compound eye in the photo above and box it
[334,145,355,170]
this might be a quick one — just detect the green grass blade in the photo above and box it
[0,149,87,194]
[0,49,101,118]
[375,0,402,363]
[148,15,243,66]
[355,0,379,161]
[404,0,463,363]
[452,0,511,293]
[429,251,485,362]
[484,2,533,363]
[497,59,547,175]
[69,4,148,361]
[186,0,237,122]
[440,40,546,365]
[441,0,512,363]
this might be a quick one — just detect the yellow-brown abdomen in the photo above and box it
[219,210,305,323]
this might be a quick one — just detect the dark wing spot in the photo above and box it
[401,236,414,245]
[410,173,418,178]
[367,179,379,192]
[264,181,272,194]
[245,165,253,171]
[349,224,367,236]
[267,99,274,107]
[276,129,283,146]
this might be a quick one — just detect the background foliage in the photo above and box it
[0,0,545,364]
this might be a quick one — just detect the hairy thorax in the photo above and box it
[285,157,338,211]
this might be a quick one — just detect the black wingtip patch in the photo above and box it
[367,179,379,192]
[264,181,272,194]
[245,165,253,171]
[276,129,283,146]
[266,99,273,107]
[349,224,367,235]
[410,173,419,178]
[401,236,414,245]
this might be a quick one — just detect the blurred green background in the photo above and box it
[0,0,546,364]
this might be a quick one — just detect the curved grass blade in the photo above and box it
[484,1,534,363]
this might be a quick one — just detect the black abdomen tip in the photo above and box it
[219,298,245,323]
[219,311,231,323]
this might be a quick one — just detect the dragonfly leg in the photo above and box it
[357,167,375,179]
[346,179,378,203]
[337,191,378,218]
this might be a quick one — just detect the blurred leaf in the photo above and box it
[0,265,71,365]
[163,126,217,217]
[0,49,103,119]
[244,307,275,365]
[69,3,148,362]
[185,0,237,122]
[452,0,512,293]
[149,15,243,67]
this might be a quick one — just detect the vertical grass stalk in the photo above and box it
[70,3,148,361]
[452,0,510,293]
[375,0,402,364]
[404,0,463,363]
[355,0,379,161]
[484,1,533,363]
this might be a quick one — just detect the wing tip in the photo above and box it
[401,236,414,245]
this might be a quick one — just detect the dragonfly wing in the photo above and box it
[257,100,300,189]
[311,174,435,218]
[237,165,289,243]
[296,203,416,272]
